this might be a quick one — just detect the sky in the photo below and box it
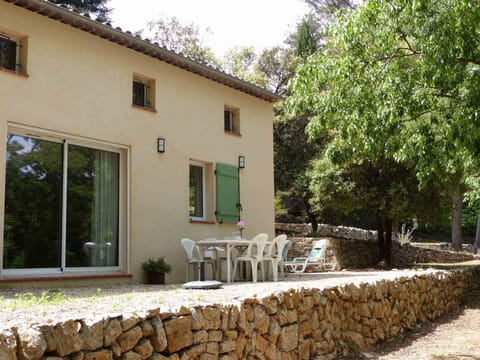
[108,0,309,57]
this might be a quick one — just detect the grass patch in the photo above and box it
[0,289,70,308]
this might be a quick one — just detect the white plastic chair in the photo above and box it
[203,237,227,280]
[232,233,268,283]
[284,239,329,273]
[181,238,217,281]
[262,234,288,281]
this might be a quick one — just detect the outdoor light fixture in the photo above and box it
[157,137,165,153]
[238,155,245,169]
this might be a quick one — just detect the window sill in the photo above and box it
[190,219,216,225]
[224,130,242,137]
[0,272,132,283]
[0,66,29,78]
[132,104,157,113]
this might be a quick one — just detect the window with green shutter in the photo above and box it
[215,163,240,223]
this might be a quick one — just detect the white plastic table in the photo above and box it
[197,239,251,283]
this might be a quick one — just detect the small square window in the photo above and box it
[132,74,155,111]
[0,37,16,71]
[224,106,240,135]
[0,30,27,74]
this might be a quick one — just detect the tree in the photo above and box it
[272,0,358,229]
[293,15,318,58]
[49,0,111,22]
[146,16,220,67]
[254,47,300,94]
[221,46,299,95]
[289,0,480,255]
[304,0,356,22]
[222,47,257,81]
[286,0,357,51]
[274,110,326,229]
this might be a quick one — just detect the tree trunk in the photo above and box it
[451,183,463,251]
[473,213,480,254]
[304,198,318,232]
[385,218,393,266]
[377,215,385,263]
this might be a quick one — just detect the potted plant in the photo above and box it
[142,257,173,284]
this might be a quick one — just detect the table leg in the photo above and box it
[197,245,206,281]
[227,245,232,283]
[198,261,205,281]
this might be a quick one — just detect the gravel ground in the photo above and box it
[0,269,425,332]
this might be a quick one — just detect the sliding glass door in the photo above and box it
[4,132,121,272]
[4,135,63,269]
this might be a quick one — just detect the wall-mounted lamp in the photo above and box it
[238,155,245,169]
[157,137,165,153]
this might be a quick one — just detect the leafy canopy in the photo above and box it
[289,0,480,186]
[146,16,219,67]
[49,0,111,21]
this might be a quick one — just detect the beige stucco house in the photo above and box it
[0,0,280,286]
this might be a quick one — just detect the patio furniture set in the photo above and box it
[181,235,333,283]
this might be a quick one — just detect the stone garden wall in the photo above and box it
[277,223,477,269]
[1,268,479,359]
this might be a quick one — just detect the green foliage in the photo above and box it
[288,0,480,248]
[49,0,111,21]
[222,46,299,94]
[295,16,318,57]
[274,192,289,218]
[291,0,480,181]
[272,0,359,227]
[462,201,480,239]
[254,47,300,94]
[222,47,258,81]
[273,110,326,226]
[146,16,220,67]
[0,289,69,309]
[306,156,356,220]
[142,257,173,274]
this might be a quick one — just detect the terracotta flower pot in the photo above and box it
[146,271,165,284]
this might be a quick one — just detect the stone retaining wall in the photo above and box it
[287,237,379,270]
[276,223,377,240]
[287,237,476,270]
[392,241,476,266]
[277,223,477,268]
[1,268,479,359]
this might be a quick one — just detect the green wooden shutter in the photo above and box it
[216,163,240,223]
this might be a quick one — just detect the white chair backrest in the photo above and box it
[202,237,217,258]
[273,234,287,258]
[181,238,198,260]
[265,234,287,257]
[308,239,328,261]
[245,233,268,258]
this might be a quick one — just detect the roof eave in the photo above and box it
[4,0,283,103]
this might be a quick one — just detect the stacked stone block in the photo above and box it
[1,268,478,359]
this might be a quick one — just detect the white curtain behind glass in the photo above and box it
[90,150,119,266]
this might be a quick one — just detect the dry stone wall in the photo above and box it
[277,223,477,268]
[1,268,479,359]
[391,241,476,266]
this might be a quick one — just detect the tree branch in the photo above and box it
[374,52,419,62]
[456,57,480,66]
